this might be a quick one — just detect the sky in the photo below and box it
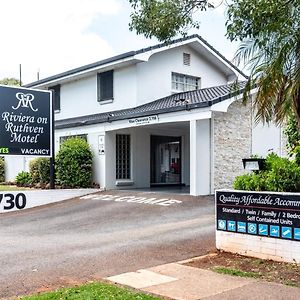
[0,0,240,85]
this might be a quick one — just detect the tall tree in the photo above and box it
[129,0,300,125]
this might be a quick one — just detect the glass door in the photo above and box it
[150,135,181,185]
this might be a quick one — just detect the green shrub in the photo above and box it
[264,156,300,192]
[29,158,50,184]
[233,153,300,192]
[29,159,39,183]
[233,173,267,191]
[15,171,32,185]
[264,152,282,171]
[56,137,93,188]
[233,174,254,190]
[39,158,50,183]
[0,157,4,182]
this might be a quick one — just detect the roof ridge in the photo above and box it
[25,35,246,88]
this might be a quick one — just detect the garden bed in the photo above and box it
[184,251,300,287]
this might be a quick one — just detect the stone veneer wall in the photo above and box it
[213,100,252,190]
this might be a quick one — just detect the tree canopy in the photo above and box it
[0,77,21,86]
[129,0,300,125]
[129,0,212,41]
[227,0,300,125]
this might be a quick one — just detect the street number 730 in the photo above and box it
[0,193,27,210]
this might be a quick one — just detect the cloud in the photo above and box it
[0,0,121,84]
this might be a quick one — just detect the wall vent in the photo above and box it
[183,53,191,66]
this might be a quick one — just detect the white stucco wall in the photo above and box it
[136,45,228,105]
[252,122,283,157]
[55,65,137,120]
[55,76,96,121]
[105,131,116,189]
[87,132,106,185]
[190,119,211,195]
[4,156,30,182]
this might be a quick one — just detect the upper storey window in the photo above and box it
[97,70,114,102]
[172,72,200,92]
[49,85,60,112]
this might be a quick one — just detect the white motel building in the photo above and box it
[5,35,285,195]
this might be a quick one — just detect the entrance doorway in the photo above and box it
[150,135,182,185]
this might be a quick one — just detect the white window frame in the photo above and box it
[171,72,200,93]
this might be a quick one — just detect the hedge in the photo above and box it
[29,157,50,184]
[56,137,93,188]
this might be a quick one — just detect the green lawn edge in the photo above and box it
[0,185,28,191]
[19,281,161,300]
[213,266,261,279]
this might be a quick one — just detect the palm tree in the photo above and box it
[228,1,300,126]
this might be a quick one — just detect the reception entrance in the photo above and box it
[150,135,182,185]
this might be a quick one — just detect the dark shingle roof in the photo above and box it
[56,81,246,129]
[25,34,247,88]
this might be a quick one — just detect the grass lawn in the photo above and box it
[0,184,25,191]
[19,282,160,300]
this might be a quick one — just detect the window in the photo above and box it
[172,73,200,92]
[60,134,87,145]
[49,85,60,111]
[97,70,113,101]
[116,134,130,180]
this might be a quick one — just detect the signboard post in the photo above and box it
[49,90,55,189]
[0,85,54,188]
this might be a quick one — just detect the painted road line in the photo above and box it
[80,194,182,206]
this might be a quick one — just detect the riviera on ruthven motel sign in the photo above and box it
[0,85,52,157]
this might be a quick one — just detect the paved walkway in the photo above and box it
[106,259,300,300]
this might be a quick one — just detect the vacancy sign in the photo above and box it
[0,85,52,157]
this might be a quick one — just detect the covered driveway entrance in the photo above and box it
[103,117,212,196]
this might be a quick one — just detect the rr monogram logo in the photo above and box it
[12,92,38,112]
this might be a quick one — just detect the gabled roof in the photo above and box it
[56,81,246,129]
[26,34,247,88]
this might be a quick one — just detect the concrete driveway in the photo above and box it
[0,190,215,299]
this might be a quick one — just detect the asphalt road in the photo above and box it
[0,190,215,299]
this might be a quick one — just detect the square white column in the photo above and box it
[190,119,211,196]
